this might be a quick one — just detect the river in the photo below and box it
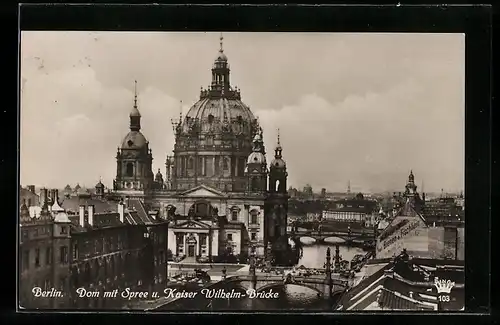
[158,238,365,311]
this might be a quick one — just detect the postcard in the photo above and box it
[19,31,465,312]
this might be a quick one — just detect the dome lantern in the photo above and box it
[207,33,233,99]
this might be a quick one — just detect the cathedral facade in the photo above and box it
[112,36,293,265]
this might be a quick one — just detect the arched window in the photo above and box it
[195,202,210,217]
[223,158,229,170]
[250,210,259,224]
[251,178,259,191]
[187,157,194,170]
[126,163,134,177]
[231,208,239,221]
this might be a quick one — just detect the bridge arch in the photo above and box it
[323,236,347,243]
[255,282,324,297]
[298,236,317,244]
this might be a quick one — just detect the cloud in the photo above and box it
[20,32,464,193]
[257,77,464,192]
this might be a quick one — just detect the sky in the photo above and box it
[20,32,465,193]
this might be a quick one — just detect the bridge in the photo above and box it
[288,229,374,244]
[222,273,348,299]
[215,246,349,300]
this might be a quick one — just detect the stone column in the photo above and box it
[212,156,216,177]
[183,234,187,255]
[194,233,199,257]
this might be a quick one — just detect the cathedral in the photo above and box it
[112,35,295,265]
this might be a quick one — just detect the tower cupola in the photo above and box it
[210,33,231,95]
[129,80,141,132]
[270,129,286,169]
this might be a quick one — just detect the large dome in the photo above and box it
[181,97,256,135]
[170,35,261,193]
[121,131,148,149]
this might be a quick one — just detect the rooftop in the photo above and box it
[337,253,465,311]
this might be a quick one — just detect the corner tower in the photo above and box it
[244,127,268,193]
[114,81,154,191]
[264,129,290,265]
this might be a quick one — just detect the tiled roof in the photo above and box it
[127,198,154,224]
[378,288,435,310]
[61,196,118,214]
[67,207,158,231]
[68,213,123,232]
[126,210,148,225]
[337,255,464,311]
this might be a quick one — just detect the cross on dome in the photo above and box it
[134,80,138,108]
[276,128,282,151]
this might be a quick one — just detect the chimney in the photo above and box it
[87,205,94,226]
[27,185,35,193]
[50,189,57,204]
[41,188,49,206]
[54,189,59,204]
[118,203,124,223]
[79,205,85,227]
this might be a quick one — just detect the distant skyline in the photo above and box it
[20,32,465,192]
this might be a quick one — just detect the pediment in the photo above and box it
[175,219,210,229]
[177,184,226,198]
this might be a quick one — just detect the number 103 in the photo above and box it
[438,295,450,302]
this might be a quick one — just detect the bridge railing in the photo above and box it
[223,274,349,287]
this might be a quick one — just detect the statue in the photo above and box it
[188,205,195,218]
[222,266,227,280]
